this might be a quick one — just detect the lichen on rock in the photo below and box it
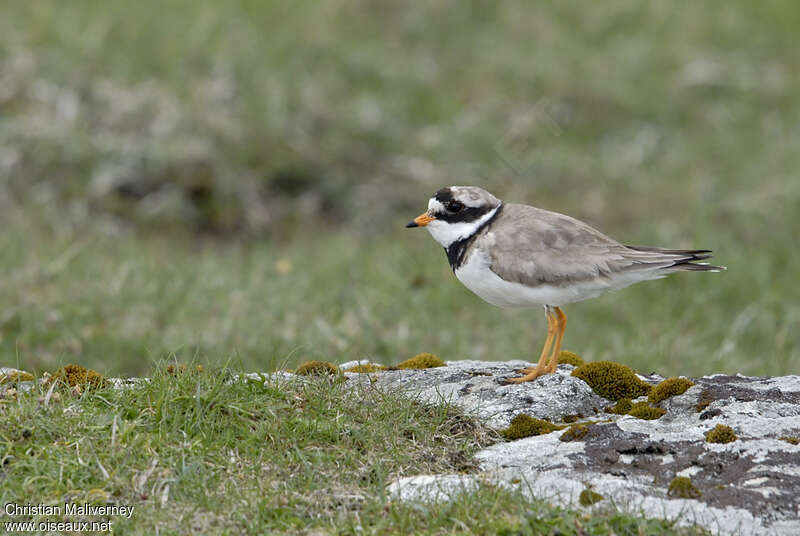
[560,422,591,442]
[344,363,387,373]
[605,398,664,419]
[668,476,702,499]
[502,414,564,440]
[295,361,340,376]
[706,424,737,444]
[396,353,445,369]
[648,377,695,404]
[627,402,666,420]
[0,370,34,384]
[46,364,106,390]
[557,351,584,367]
[695,389,715,412]
[571,361,652,401]
[605,398,633,415]
[579,488,604,506]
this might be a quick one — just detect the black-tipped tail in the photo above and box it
[625,245,726,272]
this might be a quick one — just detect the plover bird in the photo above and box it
[406,186,724,383]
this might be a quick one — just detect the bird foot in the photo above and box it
[505,367,549,384]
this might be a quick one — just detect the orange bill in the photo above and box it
[406,212,436,228]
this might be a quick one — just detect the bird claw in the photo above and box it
[505,369,547,384]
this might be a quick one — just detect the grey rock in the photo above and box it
[351,360,608,429]
[364,360,800,536]
[0,367,35,392]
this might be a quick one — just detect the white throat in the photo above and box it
[426,205,500,248]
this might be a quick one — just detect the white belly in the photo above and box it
[454,248,610,308]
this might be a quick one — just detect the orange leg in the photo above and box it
[506,306,560,384]
[545,307,567,373]
[516,310,556,375]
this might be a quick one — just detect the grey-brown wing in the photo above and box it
[484,204,715,286]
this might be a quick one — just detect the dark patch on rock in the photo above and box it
[699,408,723,420]
[695,376,800,405]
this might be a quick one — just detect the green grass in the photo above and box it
[0,1,798,378]
[2,214,797,379]
[0,367,704,535]
[0,2,798,533]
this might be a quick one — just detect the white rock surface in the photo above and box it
[356,360,800,536]
[387,475,480,503]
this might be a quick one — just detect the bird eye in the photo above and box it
[447,201,464,213]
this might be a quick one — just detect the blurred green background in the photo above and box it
[1,1,798,377]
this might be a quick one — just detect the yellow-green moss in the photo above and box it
[695,390,715,412]
[779,436,800,445]
[0,370,34,384]
[396,353,445,369]
[558,351,584,367]
[579,488,605,506]
[648,377,695,404]
[560,422,591,442]
[627,402,666,420]
[562,414,582,424]
[571,361,652,401]
[606,398,633,415]
[502,414,564,440]
[344,363,387,373]
[46,365,106,389]
[668,476,702,499]
[705,424,737,444]
[605,399,664,419]
[295,361,340,376]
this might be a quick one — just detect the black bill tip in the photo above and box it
[405,220,419,228]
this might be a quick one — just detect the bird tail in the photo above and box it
[624,245,726,272]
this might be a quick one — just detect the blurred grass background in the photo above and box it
[1,1,798,377]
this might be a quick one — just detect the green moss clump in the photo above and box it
[668,476,702,499]
[557,351,584,367]
[502,414,564,440]
[47,365,106,389]
[396,353,445,369]
[779,436,800,445]
[648,377,695,404]
[0,370,34,384]
[606,398,633,415]
[605,399,664,419]
[628,402,666,420]
[579,488,604,506]
[571,361,652,401]
[344,363,387,373]
[295,361,340,376]
[705,424,737,444]
[562,414,582,424]
[560,423,591,442]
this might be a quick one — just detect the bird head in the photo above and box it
[406,186,502,248]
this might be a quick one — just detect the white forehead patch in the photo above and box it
[428,198,445,213]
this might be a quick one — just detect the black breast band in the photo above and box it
[445,203,504,271]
